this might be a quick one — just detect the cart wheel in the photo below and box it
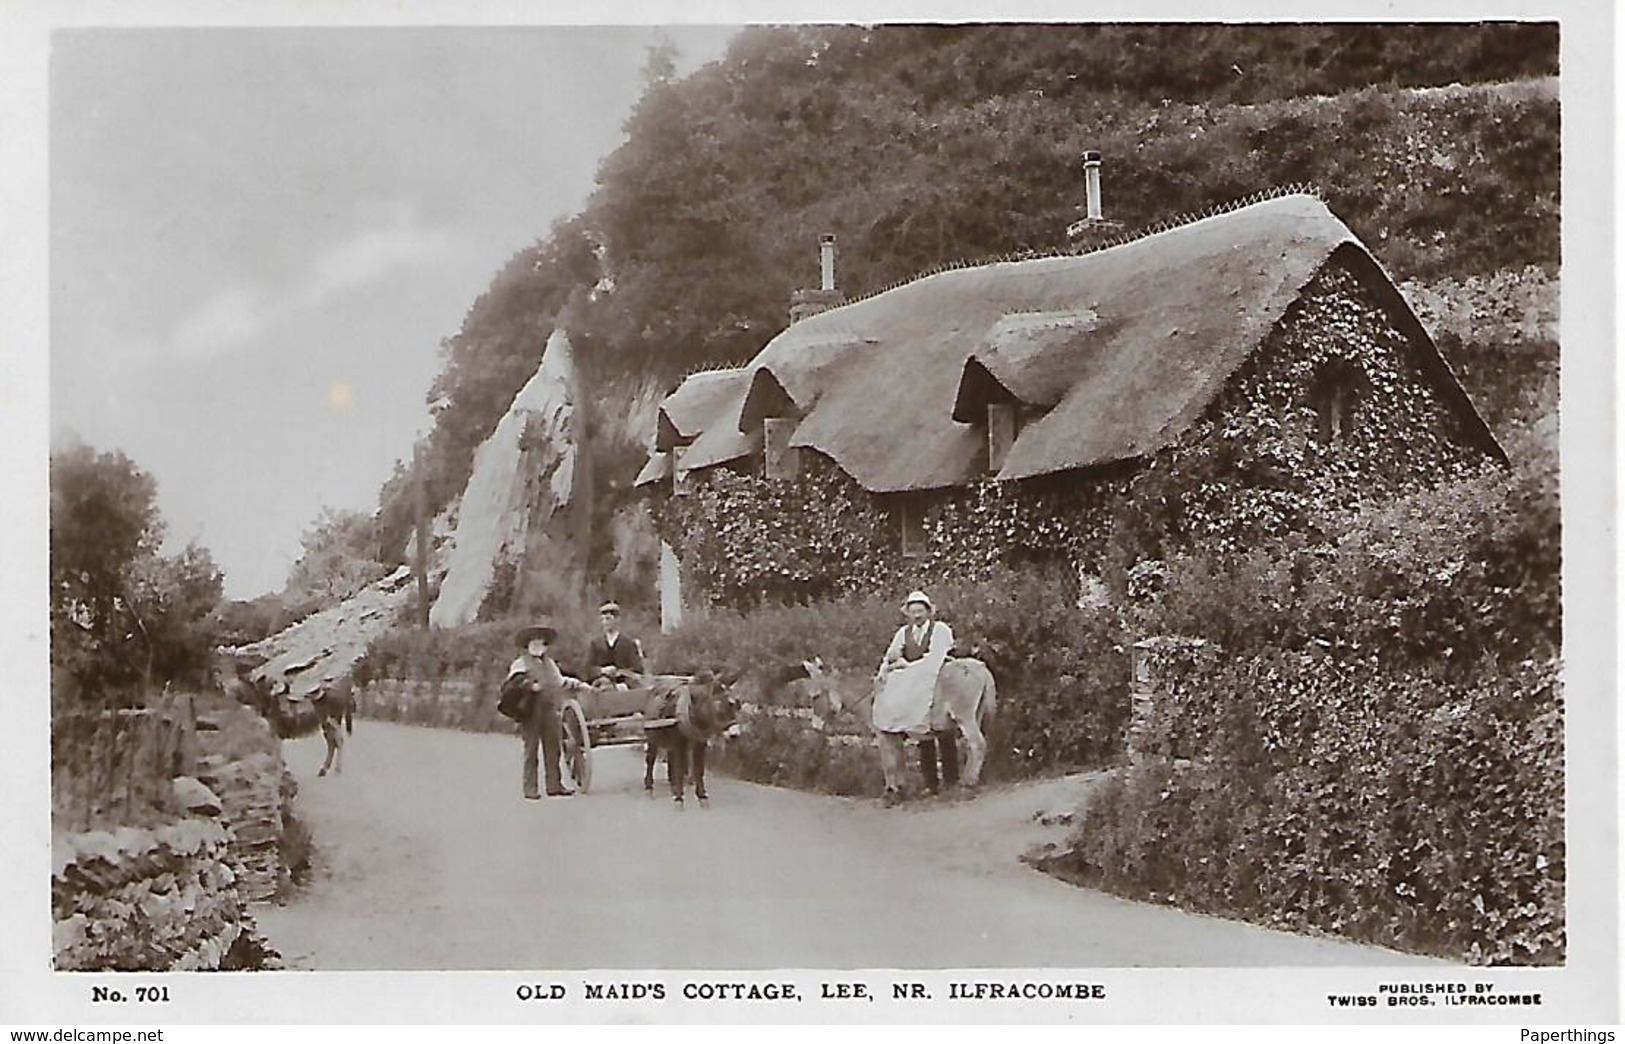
[561,700,592,793]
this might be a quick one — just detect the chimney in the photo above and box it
[1066,149,1121,245]
[1081,150,1103,221]
[790,233,846,324]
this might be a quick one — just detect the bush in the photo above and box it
[1067,652,1562,964]
[714,717,878,797]
[1058,415,1563,964]
[357,606,615,686]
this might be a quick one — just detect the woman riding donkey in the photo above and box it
[872,590,961,806]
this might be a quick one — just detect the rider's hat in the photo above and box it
[516,620,559,647]
[901,590,934,612]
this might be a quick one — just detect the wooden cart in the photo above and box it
[557,673,686,793]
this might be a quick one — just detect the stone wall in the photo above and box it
[357,677,509,733]
[51,819,272,971]
[195,751,292,902]
[51,692,295,970]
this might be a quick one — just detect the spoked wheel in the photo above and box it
[561,700,592,793]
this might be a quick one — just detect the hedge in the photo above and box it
[651,567,1131,787]
[1056,413,1562,965]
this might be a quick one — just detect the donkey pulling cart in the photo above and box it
[555,672,708,796]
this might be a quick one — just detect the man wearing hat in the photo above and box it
[502,621,593,799]
[587,602,646,688]
[873,590,960,804]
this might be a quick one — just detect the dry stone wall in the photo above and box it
[357,677,508,733]
[51,819,267,971]
[195,751,291,902]
[51,694,294,970]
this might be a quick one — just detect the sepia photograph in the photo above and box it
[1,0,1616,1027]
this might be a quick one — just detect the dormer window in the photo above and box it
[762,417,800,480]
[1310,357,1369,443]
[987,403,1017,473]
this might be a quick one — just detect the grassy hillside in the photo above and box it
[377,24,1559,595]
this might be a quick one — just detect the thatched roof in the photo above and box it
[738,335,874,430]
[655,368,750,452]
[637,194,1501,493]
[661,367,767,475]
[633,451,670,487]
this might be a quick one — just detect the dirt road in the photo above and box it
[254,721,1441,969]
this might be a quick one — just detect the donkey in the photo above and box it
[641,672,740,807]
[311,675,355,777]
[800,656,997,791]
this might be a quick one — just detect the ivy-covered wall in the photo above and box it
[653,258,1496,608]
[1140,262,1490,561]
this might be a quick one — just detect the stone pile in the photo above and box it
[234,565,419,700]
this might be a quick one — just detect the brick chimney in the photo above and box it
[790,232,846,323]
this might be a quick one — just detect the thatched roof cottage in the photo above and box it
[637,193,1504,617]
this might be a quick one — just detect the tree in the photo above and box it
[126,541,224,689]
[50,440,223,699]
[208,592,296,648]
[282,505,388,610]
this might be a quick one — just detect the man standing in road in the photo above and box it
[502,621,593,799]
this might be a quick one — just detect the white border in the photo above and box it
[1,0,1615,1027]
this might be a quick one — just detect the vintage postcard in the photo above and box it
[1,0,1616,1028]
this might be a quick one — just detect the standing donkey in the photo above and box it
[311,674,355,777]
[799,656,997,791]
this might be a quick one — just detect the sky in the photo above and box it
[48,25,738,599]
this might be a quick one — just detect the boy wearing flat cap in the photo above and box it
[502,621,593,799]
[588,602,646,688]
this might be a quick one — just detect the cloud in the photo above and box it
[163,206,467,361]
[293,210,463,312]
[170,285,270,360]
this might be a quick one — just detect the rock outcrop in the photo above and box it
[430,326,584,627]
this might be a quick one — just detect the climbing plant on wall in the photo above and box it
[651,263,1499,612]
[653,454,898,608]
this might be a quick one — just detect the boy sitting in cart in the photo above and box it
[583,601,649,720]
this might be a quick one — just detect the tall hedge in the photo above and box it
[1060,415,1562,965]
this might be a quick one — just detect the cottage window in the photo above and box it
[671,445,693,496]
[987,403,1017,473]
[762,418,800,480]
[898,498,928,558]
[1310,357,1368,443]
